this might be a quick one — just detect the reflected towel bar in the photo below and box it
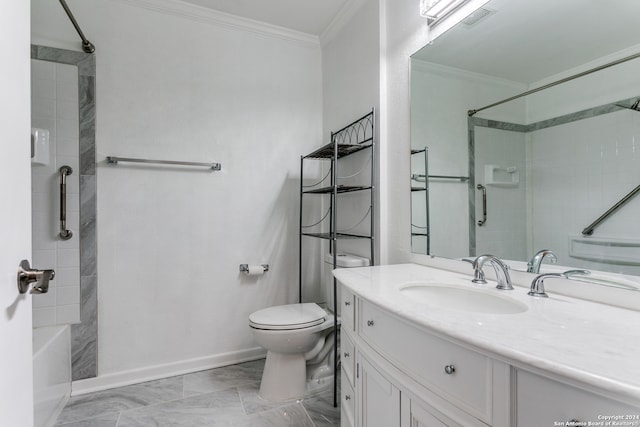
[411,173,469,182]
[107,156,221,171]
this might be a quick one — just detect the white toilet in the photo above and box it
[249,253,369,402]
[249,303,335,402]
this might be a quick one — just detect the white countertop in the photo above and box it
[333,263,640,405]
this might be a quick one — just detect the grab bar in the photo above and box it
[59,166,73,240]
[107,156,222,171]
[582,183,640,236]
[477,184,487,226]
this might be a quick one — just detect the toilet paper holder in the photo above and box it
[239,264,269,273]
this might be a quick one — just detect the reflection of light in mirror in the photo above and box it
[421,0,490,42]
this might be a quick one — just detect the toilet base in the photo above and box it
[258,351,333,402]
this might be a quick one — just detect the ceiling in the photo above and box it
[413,0,640,83]
[178,0,351,35]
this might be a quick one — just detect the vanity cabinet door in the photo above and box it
[516,370,640,427]
[359,355,401,427]
[341,285,356,332]
[342,369,356,427]
[401,394,462,427]
[342,330,356,386]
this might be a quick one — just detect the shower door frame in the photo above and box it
[31,45,98,381]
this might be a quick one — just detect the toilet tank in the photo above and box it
[323,253,370,316]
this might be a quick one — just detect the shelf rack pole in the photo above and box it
[370,107,376,266]
[331,130,339,408]
[299,156,304,304]
[425,147,430,254]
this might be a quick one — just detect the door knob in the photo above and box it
[17,260,55,294]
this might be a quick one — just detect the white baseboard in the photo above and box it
[71,347,267,396]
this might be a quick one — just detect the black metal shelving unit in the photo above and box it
[411,148,430,254]
[298,108,375,407]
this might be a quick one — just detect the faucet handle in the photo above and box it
[462,258,487,284]
[563,269,591,278]
[528,273,564,298]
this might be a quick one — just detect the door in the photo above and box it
[0,1,34,426]
[401,393,463,427]
[359,355,400,427]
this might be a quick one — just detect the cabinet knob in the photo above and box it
[367,320,375,327]
[444,365,456,375]
[345,394,351,401]
[345,301,351,306]
[343,352,350,358]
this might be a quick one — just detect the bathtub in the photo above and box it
[33,326,71,427]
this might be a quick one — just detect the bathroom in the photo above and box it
[1,0,639,426]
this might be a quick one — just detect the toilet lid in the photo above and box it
[249,303,327,330]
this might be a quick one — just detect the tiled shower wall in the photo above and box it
[528,109,640,275]
[31,59,80,327]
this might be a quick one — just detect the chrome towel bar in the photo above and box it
[107,156,222,171]
[412,173,469,182]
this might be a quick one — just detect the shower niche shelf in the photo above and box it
[298,108,376,407]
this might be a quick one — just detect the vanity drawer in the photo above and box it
[341,369,355,427]
[359,300,493,423]
[516,370,640,427]
[341,329,356,387]
[341,285,356,332]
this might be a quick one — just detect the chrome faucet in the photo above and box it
[528,273,565,298]
[472,254,513,290]
[527,249,557,273]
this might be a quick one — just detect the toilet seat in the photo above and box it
[249,303,327,330]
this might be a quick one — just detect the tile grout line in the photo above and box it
[299,401,318,427]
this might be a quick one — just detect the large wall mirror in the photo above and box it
[410,0,640,290]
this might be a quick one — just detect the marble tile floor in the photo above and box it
[54,359,340,427]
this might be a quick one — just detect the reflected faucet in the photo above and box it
[529,270,591,298]
[472,254,513,290]
[563,269,591,278]
[527,249,557,273]
[462,258,486,284]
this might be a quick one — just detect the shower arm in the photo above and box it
[58,0,95,53]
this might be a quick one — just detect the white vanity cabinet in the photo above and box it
[515,370,640,427]
[338,278,640,427]
[340,289,506,427]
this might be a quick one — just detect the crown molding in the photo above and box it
[110,0,320,48]
[411,58,527,90]
[320,0,368,46]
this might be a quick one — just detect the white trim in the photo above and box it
[320,0,368,46]
[529,42,640,89]
[411,58,527,90]
[71,347,267,396]
[109,0,320,48]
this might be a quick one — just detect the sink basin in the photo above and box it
[399,283,528,314]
